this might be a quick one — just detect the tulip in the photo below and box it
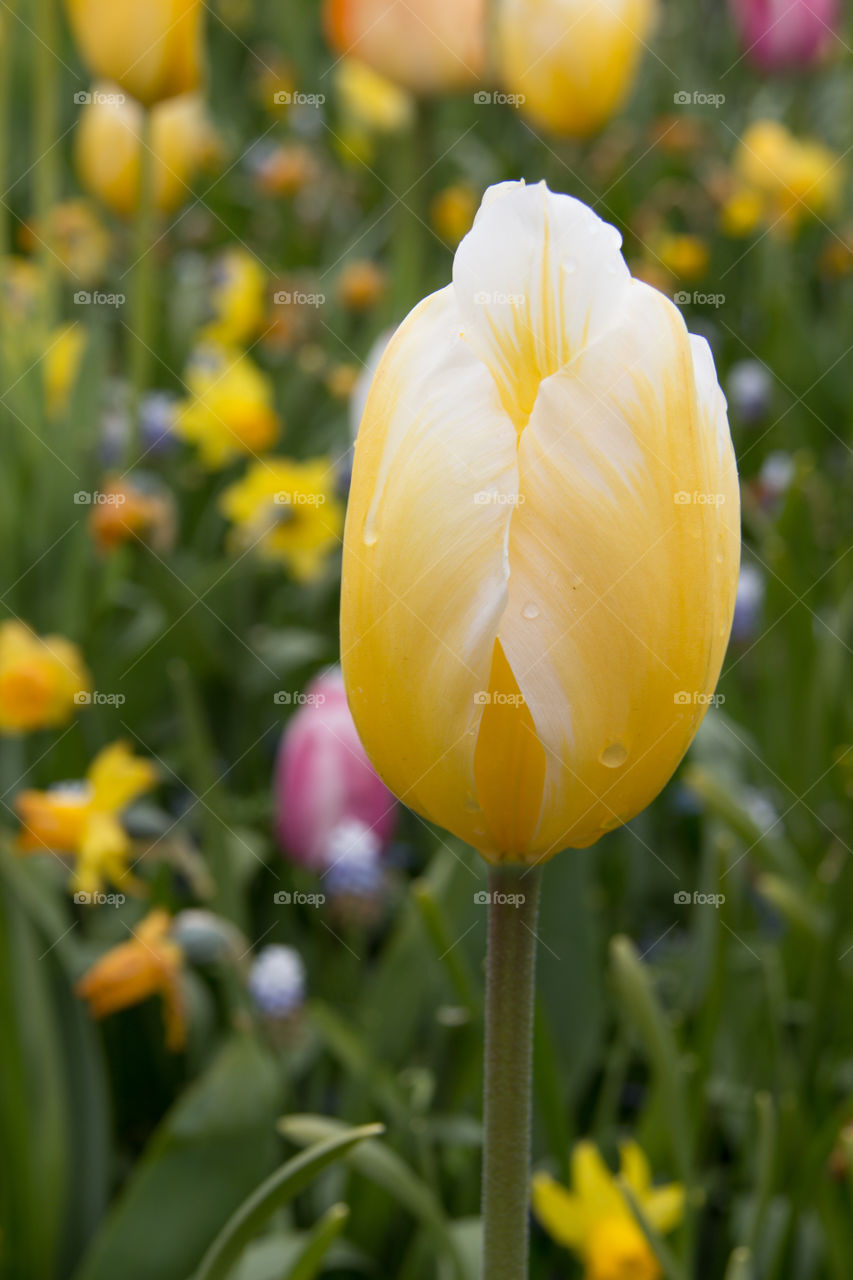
[74,84,217,218]
[273,667,396,870]
[324,0,486,94]
[341,180,740,866]
[495,0,657,138]
[729,0,839,71]
[65,0,202,107]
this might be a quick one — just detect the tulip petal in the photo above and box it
[341,287,520,853]
[452,181,630,430]
[496,280,739,856]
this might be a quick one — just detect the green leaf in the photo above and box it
[286,1203,349,1280]
[279,1114,472,1280]
[195,1124,383,1280]
[74,1036,283,1280]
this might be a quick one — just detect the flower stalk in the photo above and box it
[482,862,542,1279]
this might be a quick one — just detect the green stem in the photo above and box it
[128,107,157,463]
[34,0,59,331]
[482,863,542,1280]
[0,0,14,261]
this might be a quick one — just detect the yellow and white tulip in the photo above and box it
[66,0,202,107]
[341,181,739,865]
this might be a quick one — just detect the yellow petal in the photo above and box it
[66,0,201,107]
[88,741,157,812]
[641,1183,685,1234]
[495,0,657,139]
[619,1140,651,1194]
[571,1142,626,1218]
[531,1172,589,1248]
[340,287,519,855]
[496,280,739,857]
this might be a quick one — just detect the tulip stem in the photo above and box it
[128,107,157,463]
[34,0,59,333]
[482,862,543,1279]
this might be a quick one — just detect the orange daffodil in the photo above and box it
[65,0,202,108]
[341,181,740,865]
[15,741,158,895]
[76,909,187,1050]
[533,1140,684,1279]
[0,621,90,733]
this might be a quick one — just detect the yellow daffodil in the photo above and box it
[88,475,176,553]
[726,120,842,236]
[324,0,486,94]
[340,181,739,864]
[334,58,414,133]
[0,621,91,733]
[75,909,187,1050]
[74,84,218,218]
[200,247,268,348]
[176,345,280,468]
[431,184,478,246]
[533,1140,684,1279]
[220,458,344,580]
[43,323,87,417]
[655,233,709,282]
[496,0,657,138]
[21,199,112,285]
[65,0,202,107]
[15,741,158,894]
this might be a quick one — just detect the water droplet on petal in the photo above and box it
[522,601,539,620]
[363,527,378,548]
[600,741,628,768]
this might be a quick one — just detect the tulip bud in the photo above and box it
[74,86,217,218]
[273,668,397,870]
[729,0,839,72]
[495,0,657,138]
[341,180,740,864]
[324,0,486,94]
[66,0,202,107]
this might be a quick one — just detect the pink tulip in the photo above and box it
[730,0,840,71]
[274,667,396,868]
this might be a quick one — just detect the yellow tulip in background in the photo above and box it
[324,0,486,94]
[495,0,657,138]
[341,178,738,1277]
[341,180,740,867]
[65,0,202,107]
[74,84,217,218]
